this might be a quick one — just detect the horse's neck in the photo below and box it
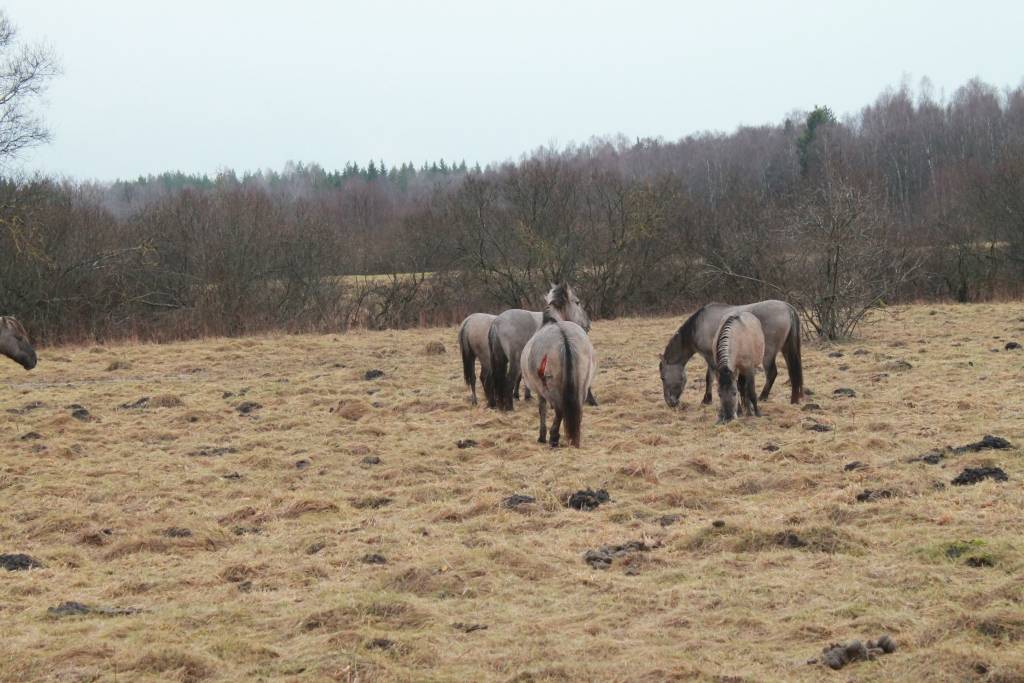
[665,330,695,365]
[542,307,562,326]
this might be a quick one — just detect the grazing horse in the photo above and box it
[458,312,497,406]
[521,287,596,447]
[489,283,593,411]
[0,316,37,370]
[714,312,765,423]
[659,299,802,408]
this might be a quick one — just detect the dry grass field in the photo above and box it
[1,304,1023,682]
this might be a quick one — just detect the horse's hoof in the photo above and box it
[701,398,713,406]
[537,436,547,444]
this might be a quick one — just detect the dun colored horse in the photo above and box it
[489,284,592,411]
[520,285,596,447]
[714,312,765,423]
[458,312,497,406]
[659,300,802,408]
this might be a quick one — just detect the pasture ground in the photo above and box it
[1,304,1023,682]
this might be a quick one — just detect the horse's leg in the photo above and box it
[536,397,548,443]
[585,388,598,406]
[736,374,749,417]
[747,370,762,417]
[508,358,522,408]
[524,385,532,401]
[702,363,714,405]
[549,410,562,448]
[759,355,778,401]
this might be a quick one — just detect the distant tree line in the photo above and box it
[2,77,1024,344]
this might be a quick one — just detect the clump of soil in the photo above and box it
[364,369,385,380]
[161,527,192,538]
[806,421,833,432]
[361,455,381,466]
[456,439,478,449]
[1,553,44,571]
[20,432,42,441]
[502,494,536,510]
[105,360,131,371]
[844,461,867,472]
[351,496,392,509]
[451,622,487,633]
[120,397,150,409]
[909,435,1012,464]
[855,489,894,502]
[583,539,661,569]
[68,405,93,421]
[361,553,387,565]
[952,467,1008,486]
[833,388,856,398]
[658,514,681,527]
[811,635,896,670]
[7,401,44,415]
[189,446,237,457]
[827,351,844,358]
[236,401,262,415]
[565,488,610,511]
[47,601,142,618]
[885,359,913,371]
[1005,341,1021,350]
[801,403,822,412]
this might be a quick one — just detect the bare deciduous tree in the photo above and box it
[786,181,920,339]
[0,11,60,164]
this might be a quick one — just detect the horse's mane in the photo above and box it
[542,283,570,325]
[1,316,27,336]
[665,306,704,362]
[715,314,741,369]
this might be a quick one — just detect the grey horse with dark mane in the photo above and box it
[659,299,802,407]
[520,285,596,447]
[0,316,37,370]
[458,312,497,407]
[489,284,594,411]
[714,312,765,423]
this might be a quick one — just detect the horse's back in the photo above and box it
[492,309,542,354]
[522,322,594,406]
[462,313,496,360]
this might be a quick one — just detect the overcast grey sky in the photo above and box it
[7,0,1024,181]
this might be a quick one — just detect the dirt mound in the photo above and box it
[565,488,610,511]
[583,539,662,570]
[811,635,896,670]
[910,435,1012,464]
[952,467,1008,486]
[1,553,44,571]
[364,369,385,380]
[502,494,536,510]
[47,601,142,618]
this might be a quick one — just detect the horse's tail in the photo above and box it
[561,330,583,447]
[783,305,803,404]
[458,320,476,391]
[488,323,510,411]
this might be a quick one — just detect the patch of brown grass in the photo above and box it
[2,304,1023,681]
